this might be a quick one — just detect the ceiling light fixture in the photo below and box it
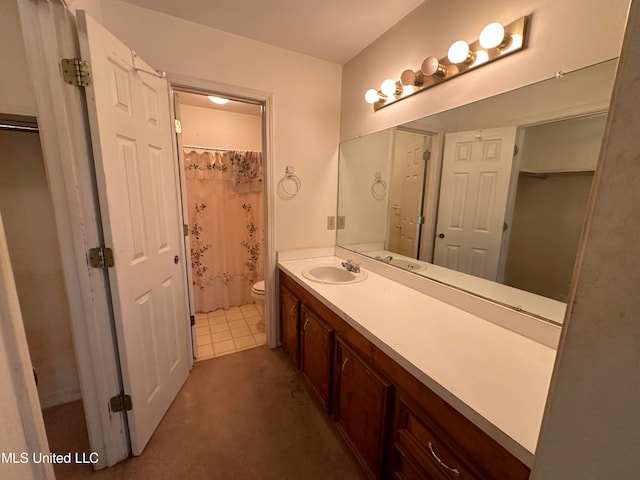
[363,15,529,111]
[208,96,230,105]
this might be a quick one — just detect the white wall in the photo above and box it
[0,130,80,408]
[532,0,640,476]
[70,0,342,252]
[0,0,37,116]
[337,129,393,247]
[341,0,630,141]
[519,114,608,172]
[0,213,54,480]
[179,104,262,151]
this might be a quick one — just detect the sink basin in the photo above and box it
[387,258,426,272]
[301,265,368,284]
[375,255,427,272]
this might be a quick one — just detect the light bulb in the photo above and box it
[479,22,507,49]
[448,41,472,64]
[208,96,229,105]
[381,79,399,96]
[473,50,490,66]
[365,88,381,104]
[400,69,423,87]
[421,56,447,77]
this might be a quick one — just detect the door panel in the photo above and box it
[77,10,189,455]
[434,127,517,281]
[334,341,391,479]
[393,133,428,258]
[279,284,300,367]
[300,307,334,412]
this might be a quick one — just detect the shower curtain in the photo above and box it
[184,149,264,312]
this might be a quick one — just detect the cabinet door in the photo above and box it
[279,284,300,367]
[334,340,392,479]
[300,307,334,412]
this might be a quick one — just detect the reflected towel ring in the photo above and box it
[278,166,302,199]
[371,172,387,200]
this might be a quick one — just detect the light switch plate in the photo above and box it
[337,216,346,229]
[327,216,336,230]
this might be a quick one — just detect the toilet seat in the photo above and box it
[251,280,265,295]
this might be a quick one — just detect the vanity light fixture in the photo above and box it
[364,88,386,104]
[364,15,529,111]
[400,69,424,87]
[479,22,510,49]
[447,40,475,64]
[381,79,403,97]
[421,56,449,77]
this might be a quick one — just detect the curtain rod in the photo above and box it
[183,144,260,153]
[0,124,39,132]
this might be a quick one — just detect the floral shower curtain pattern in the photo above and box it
[185,149,264,313]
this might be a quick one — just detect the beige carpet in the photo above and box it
[43,346,367,480]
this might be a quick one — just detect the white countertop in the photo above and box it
[278,255,556,467]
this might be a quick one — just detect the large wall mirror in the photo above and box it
[337,59,617,325]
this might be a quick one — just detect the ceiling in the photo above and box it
[119,0,425,64]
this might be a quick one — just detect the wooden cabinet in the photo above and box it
[300,306,334,412]
[334,340,391,479]
[278,269,530,480]
[279,284,300,367]
[391,397,484,479]
[390,394,530,480]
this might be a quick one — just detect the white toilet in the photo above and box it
[250,280,265,306]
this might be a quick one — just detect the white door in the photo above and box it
[433,127,517,280]
[77,11,190,455]
[397,135,427,257]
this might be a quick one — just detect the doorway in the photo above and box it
[0,117,91,469]
[173,90,268,362]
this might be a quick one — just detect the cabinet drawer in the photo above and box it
[394,398,483,479]
[392,444,433,480]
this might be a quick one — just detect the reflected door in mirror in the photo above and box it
[389,131,430,257]
[433,126,517,281]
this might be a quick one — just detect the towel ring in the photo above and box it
[371,173,387,200]
[278,166,301,199]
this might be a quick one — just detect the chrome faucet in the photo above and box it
[383,255,393,262]
[341,260,361,273]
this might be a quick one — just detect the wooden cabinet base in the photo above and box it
[279,269,530,480]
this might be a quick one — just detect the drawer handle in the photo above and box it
[341,356,349,376]
[428,441,460,478]
[303,318,310,332]
[289,304,296,319]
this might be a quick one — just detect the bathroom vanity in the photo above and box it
[278,254,556,480]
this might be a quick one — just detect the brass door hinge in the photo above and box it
[89,247,114,269]
[175,119,182,134]
[61,58,92,87]
[109,394,132,412]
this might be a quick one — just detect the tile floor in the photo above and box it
[194,303,265,361]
